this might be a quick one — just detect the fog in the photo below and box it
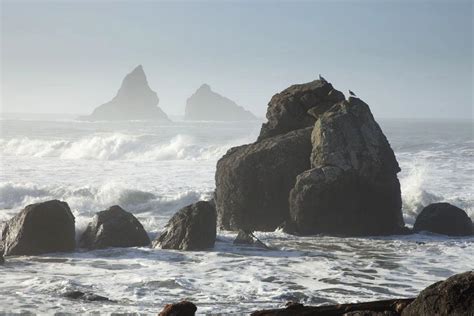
[1,0,472,119]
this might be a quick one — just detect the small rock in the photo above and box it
[2,200,75,256]
[79,205,150,250]
[413,203,473,236]
[159,301,197,316]
[154,201,216,251]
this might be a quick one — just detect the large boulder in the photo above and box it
[185,84,256,121]
[154,201,216,251]
[79,205,150,250]
[402,271,474,316]
[413,203,473,236]
[215,128,312,231]
[79,65,169,121]
[289,97,404,236]
[159,301,197,316]
[1,200,75,256]
[258,79,344,140]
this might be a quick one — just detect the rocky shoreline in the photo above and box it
[1,78,472,314]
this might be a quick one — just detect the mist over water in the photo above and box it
[0,116,472,313]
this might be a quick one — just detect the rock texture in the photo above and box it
[185,84,256,121]
[215,128,312,231]
[159,301,197,316]
[258,80,344,140]
[63,290,111,302]
[251,298,415,316]
[413,203,473,236]
[154,201,216,251]
[80,65,169,121]
[289,97,404,236]
[1,200,75,256]
[402,271,474,316]
[79,205,150,250]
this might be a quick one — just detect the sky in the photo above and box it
[1,0,472,119]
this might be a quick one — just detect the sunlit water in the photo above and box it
[0,116,472,314]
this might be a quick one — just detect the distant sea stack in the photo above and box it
[80,65,170,121]
[185,84,257,121]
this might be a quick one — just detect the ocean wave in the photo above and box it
[0,134,236,161]
[0,181,210,216]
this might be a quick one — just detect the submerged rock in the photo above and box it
[79,65,169,121]
[159,301,197,316]
[185,84,256,121]
[258,79,344,140]
[154,201,216,251]
[1,200,75,256]
[233,230,270,249]
[63,290,110,302]
[413,203,473,236]
[215,128,312,231]
[402,271,474,316]
[289,97,404,236]
[79,205,150,250]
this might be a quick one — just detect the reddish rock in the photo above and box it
[158,301,197,316]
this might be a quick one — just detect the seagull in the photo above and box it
[319,74,327,82]
[349,90,356,97]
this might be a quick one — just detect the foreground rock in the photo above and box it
[63,290,110,302]
[402,271,474,316]
[215,128,312,231]
[159,301,197,316]
[413,203,473,236]
[0,253,4,264]
[154,201,216,250]
[258,79,344,140]
[79,205,150,250]
[289,97,404,236]
[2,200,75,256]
[79,65,169,121]
[185,84,256,121]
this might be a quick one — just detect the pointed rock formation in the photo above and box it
[185,84,256,121]
[80,65,170,121]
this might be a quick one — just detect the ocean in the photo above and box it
[0,116,472,314]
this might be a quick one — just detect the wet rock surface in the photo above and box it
[413,202,473,236]
[1,200,75,256]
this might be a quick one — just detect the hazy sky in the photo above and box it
[1,0,472,119]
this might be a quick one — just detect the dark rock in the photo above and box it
[215,128,312,231]
[0,253,4,264]
[79,65,169,121]
[233,230,271,249]
[159,301,197,316]
[79,205,150,250]
[413,203,473,236]
[153,201,216,250]
[63,290,110,302]
[289,98,404,236]
[185,84,256,121]
[258,79,344,140]
[2,200,75,256]
[251,298,415,316]
[402,271,474,316]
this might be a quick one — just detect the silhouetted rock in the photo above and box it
[215,128,312,231]
[185,84,256,121]
[1,200,75,256]
[63,290,110,302]
[413,203,473,236]
[251,298,415,316]
[289,97,404,236]
[402,271,474,316]
[159,301,197,316]
[80,65,169,121]
[154,201,216,250]
[258,79,344,140]
[0,253,4,264]
[79,205,150,250]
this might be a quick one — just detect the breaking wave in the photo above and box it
[0,134,235,161]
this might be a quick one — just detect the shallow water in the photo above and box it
[0,117,472,314]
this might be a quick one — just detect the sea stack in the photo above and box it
[185,84,256,121]
[80,65,170,121]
